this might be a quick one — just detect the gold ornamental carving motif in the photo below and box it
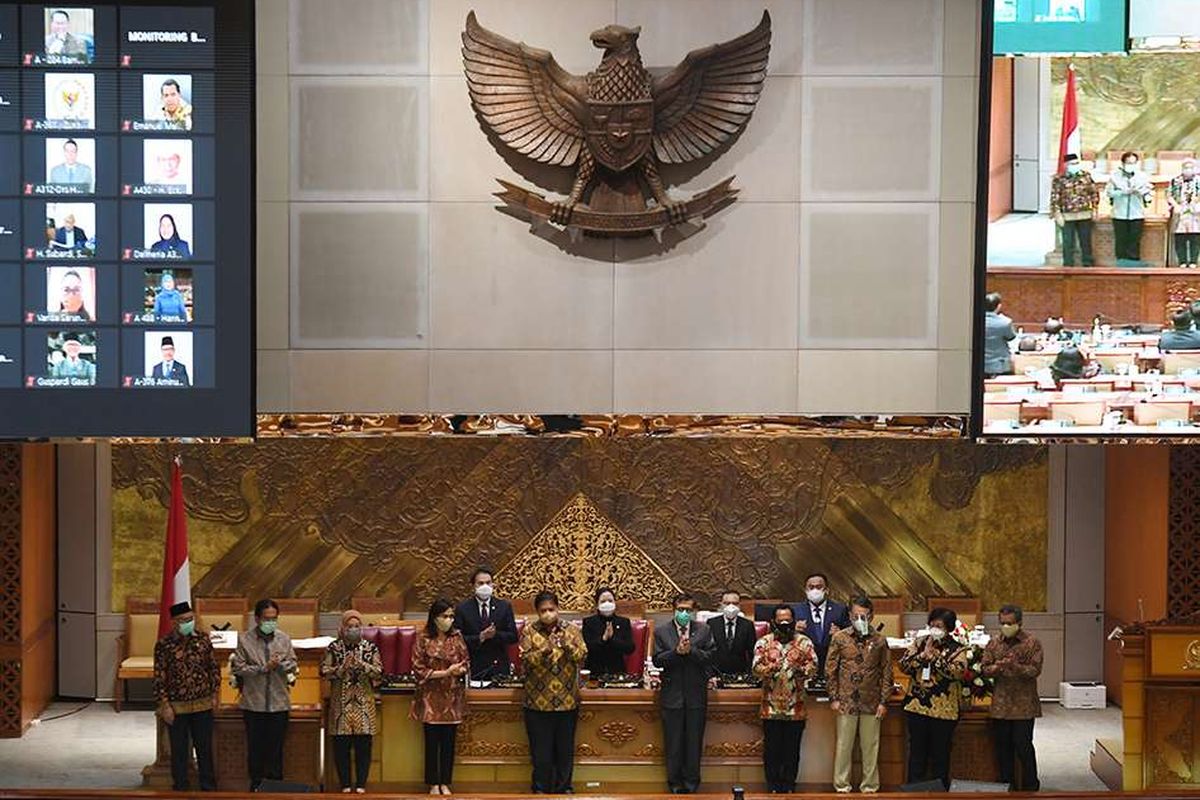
[634,742,660,757]
[704,740,763,757]
[1184,640,1200,670]
[496,494,681,612]
[596,720,639,748]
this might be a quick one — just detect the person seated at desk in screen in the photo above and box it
[44,9,88,59]
[453,566,518,680]
[152,335,190,386]
[983,292,1016,378]
[1047,345,1098,387]
[160,79,193,131]
[1050,153,1098,267]
[1043,317,1071,342]
[152,272,188,320]
[582,587,635,677]
[151,214,192,258]
[1159,310,1200,351]
[49,139,93,189]
[51,333,95,382]
[707,589,756,677]
[52,214,88,251]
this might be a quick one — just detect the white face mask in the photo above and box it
[929,627,946,641]
[597,600,616,617]
[722,603,740,621]
[1066,163,1082,175]
[474,583,494,601]
[1124,162,1137,174]
[806,588,826,605]
[852,616,871,636]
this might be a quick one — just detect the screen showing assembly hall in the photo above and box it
[979,0,1200,437]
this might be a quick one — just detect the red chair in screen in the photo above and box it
[506,618,527,675]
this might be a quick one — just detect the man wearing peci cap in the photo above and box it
[50,332,96,382]
[153,601,221,792]
[1050,153,1099,267]
[151,335,190,386]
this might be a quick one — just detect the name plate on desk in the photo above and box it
[1146,628,1200,679]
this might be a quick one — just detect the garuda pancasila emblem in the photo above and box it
[463,11,771,239]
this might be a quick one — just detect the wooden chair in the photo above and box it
[511,598,534,617]
[869,596,905,639]
[615,599,646,618]
[1133,399,1193,426]
[1162,352,1200,375]
[351,595,404,625]
[272,598,319,639]
[1011,352,1056,374]
[114,596,161,712]
[927,597,982,629]
[1049,399,1107,426]
[194,596,247,633]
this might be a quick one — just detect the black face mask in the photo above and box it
[774,621,795,640]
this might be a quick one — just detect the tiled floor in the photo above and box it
[988,213,1057,267]
[0,700,1122,791]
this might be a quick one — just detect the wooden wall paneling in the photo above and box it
[0,445,22,737]
[20,445,56,730]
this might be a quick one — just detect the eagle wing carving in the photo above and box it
[651,11,772,164]
[462,11,589,167]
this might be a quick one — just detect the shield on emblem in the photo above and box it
[585,99,654,173]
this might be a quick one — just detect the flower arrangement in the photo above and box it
[958,643,993,701]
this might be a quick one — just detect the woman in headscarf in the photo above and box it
[321,610,382,794]
[150,213,192,258]
[152,271,188,320]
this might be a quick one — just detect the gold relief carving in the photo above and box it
[1184,641,1200,670]
[706,711,759,726]
[1145,689,1197,786]
[637,710,660,724]
[577,710,596,723]
[704,740,763,757]
[596,720,639,748]
[634,742,660,757]
[496,494,681,612]
[576,742,598,757]
[111,438,1047,614]
[457,740,530,757]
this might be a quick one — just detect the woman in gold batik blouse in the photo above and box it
[322,609,383,794]
[898,607,971,790]
[411,598,470,795]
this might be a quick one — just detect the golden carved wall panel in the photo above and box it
[110,439,1048,613]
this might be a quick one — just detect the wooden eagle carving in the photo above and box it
[462,11,771,237]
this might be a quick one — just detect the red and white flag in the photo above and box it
[1057,65,1080,175]
[157,456,191,638]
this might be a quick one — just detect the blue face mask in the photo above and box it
[259,619,278,636]
[674,609,692,627]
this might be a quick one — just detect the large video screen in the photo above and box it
[0,1,253,438]
[994,0,1127,54]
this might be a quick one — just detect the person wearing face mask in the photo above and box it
[582,586,635,676]
[752,604,818,793]
[229,598,298,791]
[1169,159,1200,268]
[412,598,470,795]
[981,604,1043,791]
[707,589,757,676]
[519,590,588,794]
[898,607,971,790]
[826,597,892,794]
[653,592,716,794]
[791,573,850,676]
[321,609,383,793]
[1107,151,1153,262]
[153,601,220,792]
[1050,153,1099,266]
[453,566,518,679]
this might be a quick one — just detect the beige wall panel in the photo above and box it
[797,349,939,414]
[256,350,292,412]
[938,202,975,350]
[290,350,429,411]
[943,0,981,78]
[290,0,427,74]
[614,350,798,413]
[429,350,613,412]
[940,75,979,204]
[257,75,289,202]
[804,0,943,75]
[257,201,289,350]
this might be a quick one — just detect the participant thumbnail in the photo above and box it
[142,330,191,387]
[43,329,96,386]
[43,72,95,128]
[39,8,94,65]
[143,204,192,258]
[45,137,95,191]
[143,268,192,323]
[135,138,192,195]
[41,202,95,257]
[42,265,96,323]
[143,74,192,131]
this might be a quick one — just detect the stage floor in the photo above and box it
[0,702,1118,793]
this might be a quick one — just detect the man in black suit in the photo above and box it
[653,592,715,794]
[151,336,190,386]
[791,573,850,674]
[453,566,518,679]
[707,589,757,676]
